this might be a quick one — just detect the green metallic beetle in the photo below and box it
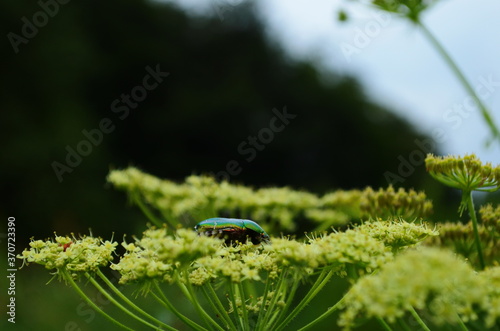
[195,218,270,245]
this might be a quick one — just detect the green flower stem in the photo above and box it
[95,270,176,331]
[377,317,394,331]
[131,192,165,228]
[152,282,207,331]
[182,272,224,331]
[274,269,335,331]
[237,282,249,330]
[418,21,500,144]
[270,272,301,328]
[199,287,228,328]
[409,306,431,331]
[465,190,486,270]
[456,313,469,331]
[202,283,238,331]
[175,277,222,330]
[266,305,283,329]
[259,268,290,328]
[175,275,192,300]
[296,295,345,331]
[396,317,412,331]
[243,280,257,303]
[63,271,135,331]
[254,270,274,330]
[228,282,245,331]
[85,272,161,330]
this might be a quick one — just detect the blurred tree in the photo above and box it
[1,0,439,243]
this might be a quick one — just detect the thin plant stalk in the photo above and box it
[200,288,229,329]
[254,270,274,330]
[259,267,289,328]
[456,313,470,331]
[131,192,165,228]
[377,317,394,331]
[202,283,238,331]
[63,271,135,331]
[264,277,288,328]
[237,282,249,330]
[86,273,161,330]
[228,281,245,331]
[270,272,301,327]
[182,272,224,331]
[273,269,335,331]
[96,270,176,331]
[465,191,486,270]
[296,295,346,331]
[243,280,257,304]
[418,21,500,144]
[396,318,412,331]
[152,282,207,331]
[409,306,431,331]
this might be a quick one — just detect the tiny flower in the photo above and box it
[189,267,213,286]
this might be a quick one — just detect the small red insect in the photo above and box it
[61,242,73,252]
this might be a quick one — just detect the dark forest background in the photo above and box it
[1,0,447,240]
[0,0,472,330]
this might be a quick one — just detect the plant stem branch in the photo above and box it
[466,190,486,269]
[259,268,289,328]
[409,306,431,331]
[238,282,249,330]
[271,272,301,326]
[274,269,334,331]
[418,21,500,145]
[63,271,135,331]
[296,295,346,331]
[228,282,245,331]
[86,272,160,330]
[377,317,394,331]
[152,282,207,331]
[254,270,274,330]
[96,270,176,331]
[202,283,237,330]
[456,313,470,331]
[132,192,164,228]
[182,272,224,331]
